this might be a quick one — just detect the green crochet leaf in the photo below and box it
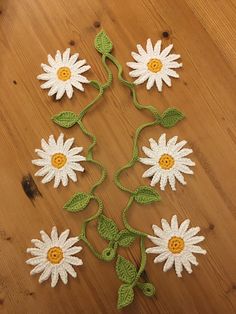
[94,30,113,54]
[98,215,118,241]
[133,186,161,204]
[117,284,134,310]
[117,229,136,247]
[52,111,79,128]
[160,108,184,128]
[64,192,92,212]
[116,255,137,284]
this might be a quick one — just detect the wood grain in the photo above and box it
[0,0,236,313]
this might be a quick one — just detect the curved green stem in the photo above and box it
[88,159,107,194]
[114,120,157,194]
[122,196,148,237]
[132,236,147,287]
[106,53,160,117]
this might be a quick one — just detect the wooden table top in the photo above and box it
[0,0,236,313]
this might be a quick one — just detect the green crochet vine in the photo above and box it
[52,30,184,310]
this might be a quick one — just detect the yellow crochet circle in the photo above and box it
[51,153,67,169]
[47,247,63,264]
[147,58,163,73]
[57,66,71,81]
[168,236,185,254]
[158,154,175,170]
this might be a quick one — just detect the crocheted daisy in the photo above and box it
[127,39,182,92]
[37,48,91,100]
[146,215,206,277]
[26,226,83,287]
[139,133,195,191]
[32,133,85,188]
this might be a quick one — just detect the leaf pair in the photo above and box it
[98,215,136,247]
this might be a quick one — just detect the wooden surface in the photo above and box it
[0,0,236,313]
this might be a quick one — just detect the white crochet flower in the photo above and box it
[37,48,91,100]
[32,133,85,188]
[26,226,83,287]
[146,215,206,277]
[127,39,182,92]
[139,134,195,191]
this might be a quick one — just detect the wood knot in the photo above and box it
[162,31,169,38]
[209,223,215,230]
[69,40,75,46]
[13,80,17,85]
[21,174,41,200]
[93,21,101,28]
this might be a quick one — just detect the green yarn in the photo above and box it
[51,30,184,309]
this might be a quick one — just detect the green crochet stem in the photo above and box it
[122,196,148,237]
[52,30,184,309]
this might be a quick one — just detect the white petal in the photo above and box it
[178,164,194,174]
[146,246,166,254]
[142,146,157,158]
[186,252,198,266]
[174,256,183,277]
[166,68,179,78]
[136,44,146,56]
[146,75,155,90]
[31,239,44,249]
[37,73,52,81]
[166,61,182,69]
[186,236,205,245]
[51,227,58,245]
[168,173,176,190]
[69,163,84,172]
[64,246,83,256]
[68,53,79,66]
[63,48,70,63]
[129,69,147,78]
[53,171,61,188]
[56,133,64,148]
[163,255,175,272]
[48,84,59,96]
[58,229,70,246]
[71,79,84,91]
[160,44,173,58]
[154,251,170,263]
[39,264,53,283]
[66,167,77,182]
[160,173,168,190]
[188,245,207,255]
[30,262,48,275]
[63,237,79,250]
[26,256,45,266]
[178,219,190,237]
[65,256,83,266]
[161,73,172,87]
[142,165,158,178]
[126,62,145,70]
[26,248,43,256]
[183,227,200,240]
[139,157,156,166]
[158,133,166,146]
[59,267,68,285]
[171,140,187,153]
[69,155,86,162]
[134,72,150,85]
[76,65,91,74]
[72,59,86,69]
[174,170,186,185]
[40,230,51,244]
[146,38,154,54]
[56,85,66,100]
[41,63,53,73]
[149,138,159,151]
[61,173,69,186]
[63,138,74,153]
[48,54,56,67]
[41,169,55,184]
[161,219,171,232]
[32,159,50,167]
[152,225,166,239]
[75,74,89,83]
[154,40,161,55]
[150,170,161,186]
[171,215,178,232]
[63,262,77,278]
[55,50,62,63]
[131,51,143,62]
[147,235,165,246]
[165,54,181,62]
[68,147,83,156]
[65,84,74,99]
[177,157,195,166]
[155,75,163,92]
[51,267,59,287]
[181,256,192,274]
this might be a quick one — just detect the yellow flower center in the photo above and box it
[147,58,163,73]
[57,67,71,81]
[168,236,185,254]
[47,247,63,264]
[158,154,175,170]
[51,153,67,169]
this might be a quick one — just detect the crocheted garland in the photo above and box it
[29,30,206,310]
